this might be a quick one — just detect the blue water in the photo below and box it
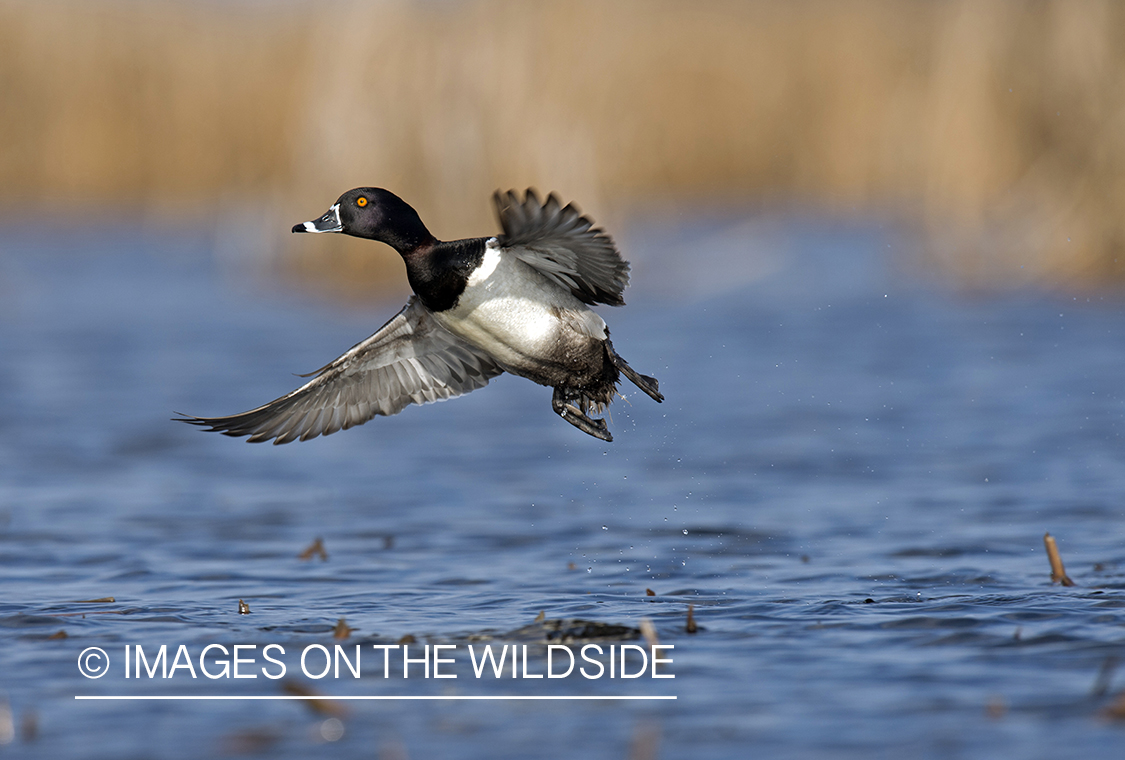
[1,215,1124,758]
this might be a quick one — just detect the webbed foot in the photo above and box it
[552,387,613,442]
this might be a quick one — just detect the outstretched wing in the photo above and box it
[493,189,630,306]
[178,298,504,444]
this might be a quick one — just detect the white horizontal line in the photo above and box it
[76,695,676,701]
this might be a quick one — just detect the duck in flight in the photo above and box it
[179,188,663,443]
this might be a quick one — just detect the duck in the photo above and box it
[178,188,663,443]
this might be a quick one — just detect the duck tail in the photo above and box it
[607,342,663,403]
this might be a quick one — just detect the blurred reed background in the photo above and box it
[1,0,1122,295]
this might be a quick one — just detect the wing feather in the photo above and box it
[493,189,630,306]
[178,297,504,443]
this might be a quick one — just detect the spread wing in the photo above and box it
[493,189,630,306]
[177,298,504,444]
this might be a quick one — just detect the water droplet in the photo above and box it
[602,525,607,530]
[586,567,592,573]
[319,718,345,742]
[683,529,688,535]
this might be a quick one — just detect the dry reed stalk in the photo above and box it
[1092,657,1118,698]
[1102,692,1125,721]
[1043,532,1076,586]
[984,696,1007,719]
[627,722,661,760]
[298,537,328,561]
[281,680,348,717]
[333,618,354,640]
[1,0,1124,291]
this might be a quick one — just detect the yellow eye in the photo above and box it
[356,197,368,207]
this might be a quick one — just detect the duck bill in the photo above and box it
[292,204,342,233]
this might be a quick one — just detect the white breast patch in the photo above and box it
[466,239,502,286]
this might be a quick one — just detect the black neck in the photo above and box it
[367,192,436,254]
[382,225,436,255]
[402,238,487,312]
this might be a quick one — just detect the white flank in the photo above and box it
[432,241,606,375]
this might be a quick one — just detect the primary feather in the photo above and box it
[493,189,630,307]
[178,298,504,444]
